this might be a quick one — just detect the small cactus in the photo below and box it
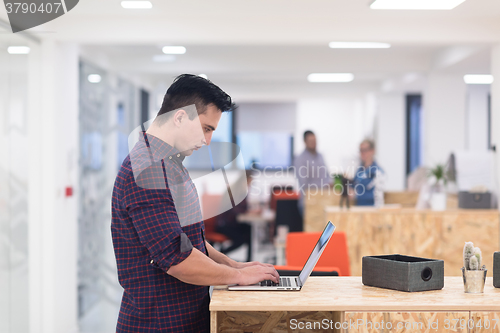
[463,242,485,271]
[463,242,474,270]
[469,256,479,270]
[473,247,482,268]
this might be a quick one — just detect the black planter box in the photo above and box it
[362,254,444,292]
[494,252,500,288]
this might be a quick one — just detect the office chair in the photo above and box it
[285,231,351,276]
[274,199,303,233]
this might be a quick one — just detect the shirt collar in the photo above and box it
[139,132,183,163]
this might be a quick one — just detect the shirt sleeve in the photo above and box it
[124,177,193,272]
[318,154,331,185]
[293,154,306,188]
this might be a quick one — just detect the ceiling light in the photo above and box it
[121,1,152,9]
[7,46,30,54]
[152,55,176,62]
[88,74,102,83]
[329,42,391,49]
[464,75,493,85]
[308,73,354,83]
[198,74,208,79]
[162,46,186,55]
[370,0,466,10]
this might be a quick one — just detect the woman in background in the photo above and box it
[352,139,384,206]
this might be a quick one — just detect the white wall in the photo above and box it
[466,84,490,151]
[492,45,500,206]
[294,97,372,177]
[376,93,406,191]
[424,74,467,166]
[29,40,79,333]
[236,103,296,133]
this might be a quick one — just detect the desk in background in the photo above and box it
[237,210,275,262]
[211,277,500,332]
[310,207,500,276]
[303,191,425,232]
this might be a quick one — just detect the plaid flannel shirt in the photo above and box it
[111,132,210,333]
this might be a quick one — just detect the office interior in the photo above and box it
[1,0,500,332]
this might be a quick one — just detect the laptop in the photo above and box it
[228,221,336,291]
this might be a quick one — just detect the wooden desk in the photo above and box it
[313,208,500,276]
[211,277,500,333]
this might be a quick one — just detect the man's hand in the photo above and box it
[236,264,280,286]
[232,261,274,269]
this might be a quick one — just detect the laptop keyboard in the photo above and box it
[260,277,291,287]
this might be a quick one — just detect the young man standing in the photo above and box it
[111,74,278,332]
[294,130,331,214]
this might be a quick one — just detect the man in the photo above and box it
[293,130,331,214]
[111,74,279,333]
[352,139,384,206]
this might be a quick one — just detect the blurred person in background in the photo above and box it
[352,139,384,206]
[293,130,331,214]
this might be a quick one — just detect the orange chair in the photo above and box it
[201,194,229,245]
[274,265,340,276]
[203,216,229,244]
[284,231,351,276]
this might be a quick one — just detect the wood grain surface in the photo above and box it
[344,312,469,333]
[314,208,500,276]
[471,312,500,333]
[211,277,500,312]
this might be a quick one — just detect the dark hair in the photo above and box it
[303,130,315,141]
[156,74,235,124]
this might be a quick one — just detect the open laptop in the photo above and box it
[228,221,336,291]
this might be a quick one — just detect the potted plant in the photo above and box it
[428,164,447,211]
[462,242,487,293]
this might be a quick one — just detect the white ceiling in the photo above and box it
[1,0,498,99]
[17,0,500,44]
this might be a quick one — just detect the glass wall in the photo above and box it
[0,26,33,333]
[78,60,139,333]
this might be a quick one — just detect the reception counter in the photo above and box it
[305,207,500,276]
[210,277,500,332]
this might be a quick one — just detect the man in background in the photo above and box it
[293,130,331,214]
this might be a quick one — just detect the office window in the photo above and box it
[183,111,234,170]
[406,94,422,175]
[237,131,293,169]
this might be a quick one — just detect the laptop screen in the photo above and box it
[298,222,336,285]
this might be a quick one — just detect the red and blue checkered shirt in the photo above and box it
[112,132,210,332]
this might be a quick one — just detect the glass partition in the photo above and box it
[0,25,33,333]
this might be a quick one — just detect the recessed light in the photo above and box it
[152,55,176,62]
[7,46,30,54]
[329,42,391,49]
[198,74,208,79]
[308,73,354,83]
[162,46,186,55]
[464,75,493,85]
[370,0,466,10]
[88,74,102,83]
[121,1,152,9]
